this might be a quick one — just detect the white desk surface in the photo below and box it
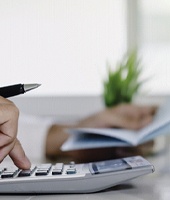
[1,151,170,200]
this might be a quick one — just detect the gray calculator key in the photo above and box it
[52,169,62,175]
[1,170,18,178]
[18,167,36,177]
[66,168,76,174]
[54,163,64,170]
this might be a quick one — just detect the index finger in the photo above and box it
[9,139,31,170]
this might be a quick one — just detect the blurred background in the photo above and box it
[0,0,170,118]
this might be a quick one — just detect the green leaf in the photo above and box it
[103,50,145,107]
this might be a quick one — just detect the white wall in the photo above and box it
[0,0,126,96]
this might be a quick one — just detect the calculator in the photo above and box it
[0,156,154,194]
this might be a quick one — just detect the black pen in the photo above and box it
[0,83,41,98]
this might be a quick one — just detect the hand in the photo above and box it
[0,96,31,169]
[46,103,157,161]
[78,103,157,129]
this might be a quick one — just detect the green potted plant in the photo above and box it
[103,51,143,107]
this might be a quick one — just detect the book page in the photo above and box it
[68,128,137,144]
[62,98,170,151]
[137,98,170,142]
[62,128,138,151]
[61,133,131,151]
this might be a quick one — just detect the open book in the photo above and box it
[61,98,170,151]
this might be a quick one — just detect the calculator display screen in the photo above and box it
[90,159,131,174]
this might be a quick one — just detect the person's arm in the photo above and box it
[0,96,31,169]
[45,103,157,161]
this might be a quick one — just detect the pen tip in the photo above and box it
[24,83,41,92]
[36,84,41,88]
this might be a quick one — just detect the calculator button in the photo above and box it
[35,170,48,176]
[52,163,64,175]
[54,163,64,170]
[1,172,15,178]
[1,170,18,178]
[37,164,52,170]
[52,169,62,175]
[66,168,76,174]
[18,169,32,177]
[18,167,36,177]
[35,171,48,176]
[36,164,52,176]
